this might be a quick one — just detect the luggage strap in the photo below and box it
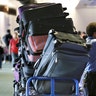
[54,31,86,46]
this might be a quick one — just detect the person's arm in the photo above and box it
[9,40,11,54]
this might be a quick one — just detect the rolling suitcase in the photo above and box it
[27,17,74,36]
[33,30,89,95]
[27,35,48,54]
[21,3,65,25]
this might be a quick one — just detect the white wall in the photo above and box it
[0,0,21,38]
[72,8,96,32]
[0,12,17,37]
[8,14,18,35]
[0,12,9,37]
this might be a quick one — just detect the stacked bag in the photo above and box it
[18,3,72,78]
[18,3,89,95]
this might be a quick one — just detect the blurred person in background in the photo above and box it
[0,45,4,69]
[0,37,4,69]
[2,29,12,63]
[9,31,19,70]
[3,29,12,47]
[78,31,87,40]
[79,22,96,96]
[0,36,4,69]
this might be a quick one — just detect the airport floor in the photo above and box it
[0,61,14,96]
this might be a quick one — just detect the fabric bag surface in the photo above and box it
[33,30,89,95]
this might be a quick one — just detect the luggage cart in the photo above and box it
[26,76,79,96]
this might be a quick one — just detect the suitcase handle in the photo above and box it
[26,76,79,96]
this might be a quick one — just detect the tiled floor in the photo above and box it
[0,61,14,96]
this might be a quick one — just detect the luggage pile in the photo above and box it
[18,3,73,78]
[13,3,89,96]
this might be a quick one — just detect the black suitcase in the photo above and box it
[18,3,57,19]
[21,3,65,25]
[27,17,74,36]
[33,30,89,95]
